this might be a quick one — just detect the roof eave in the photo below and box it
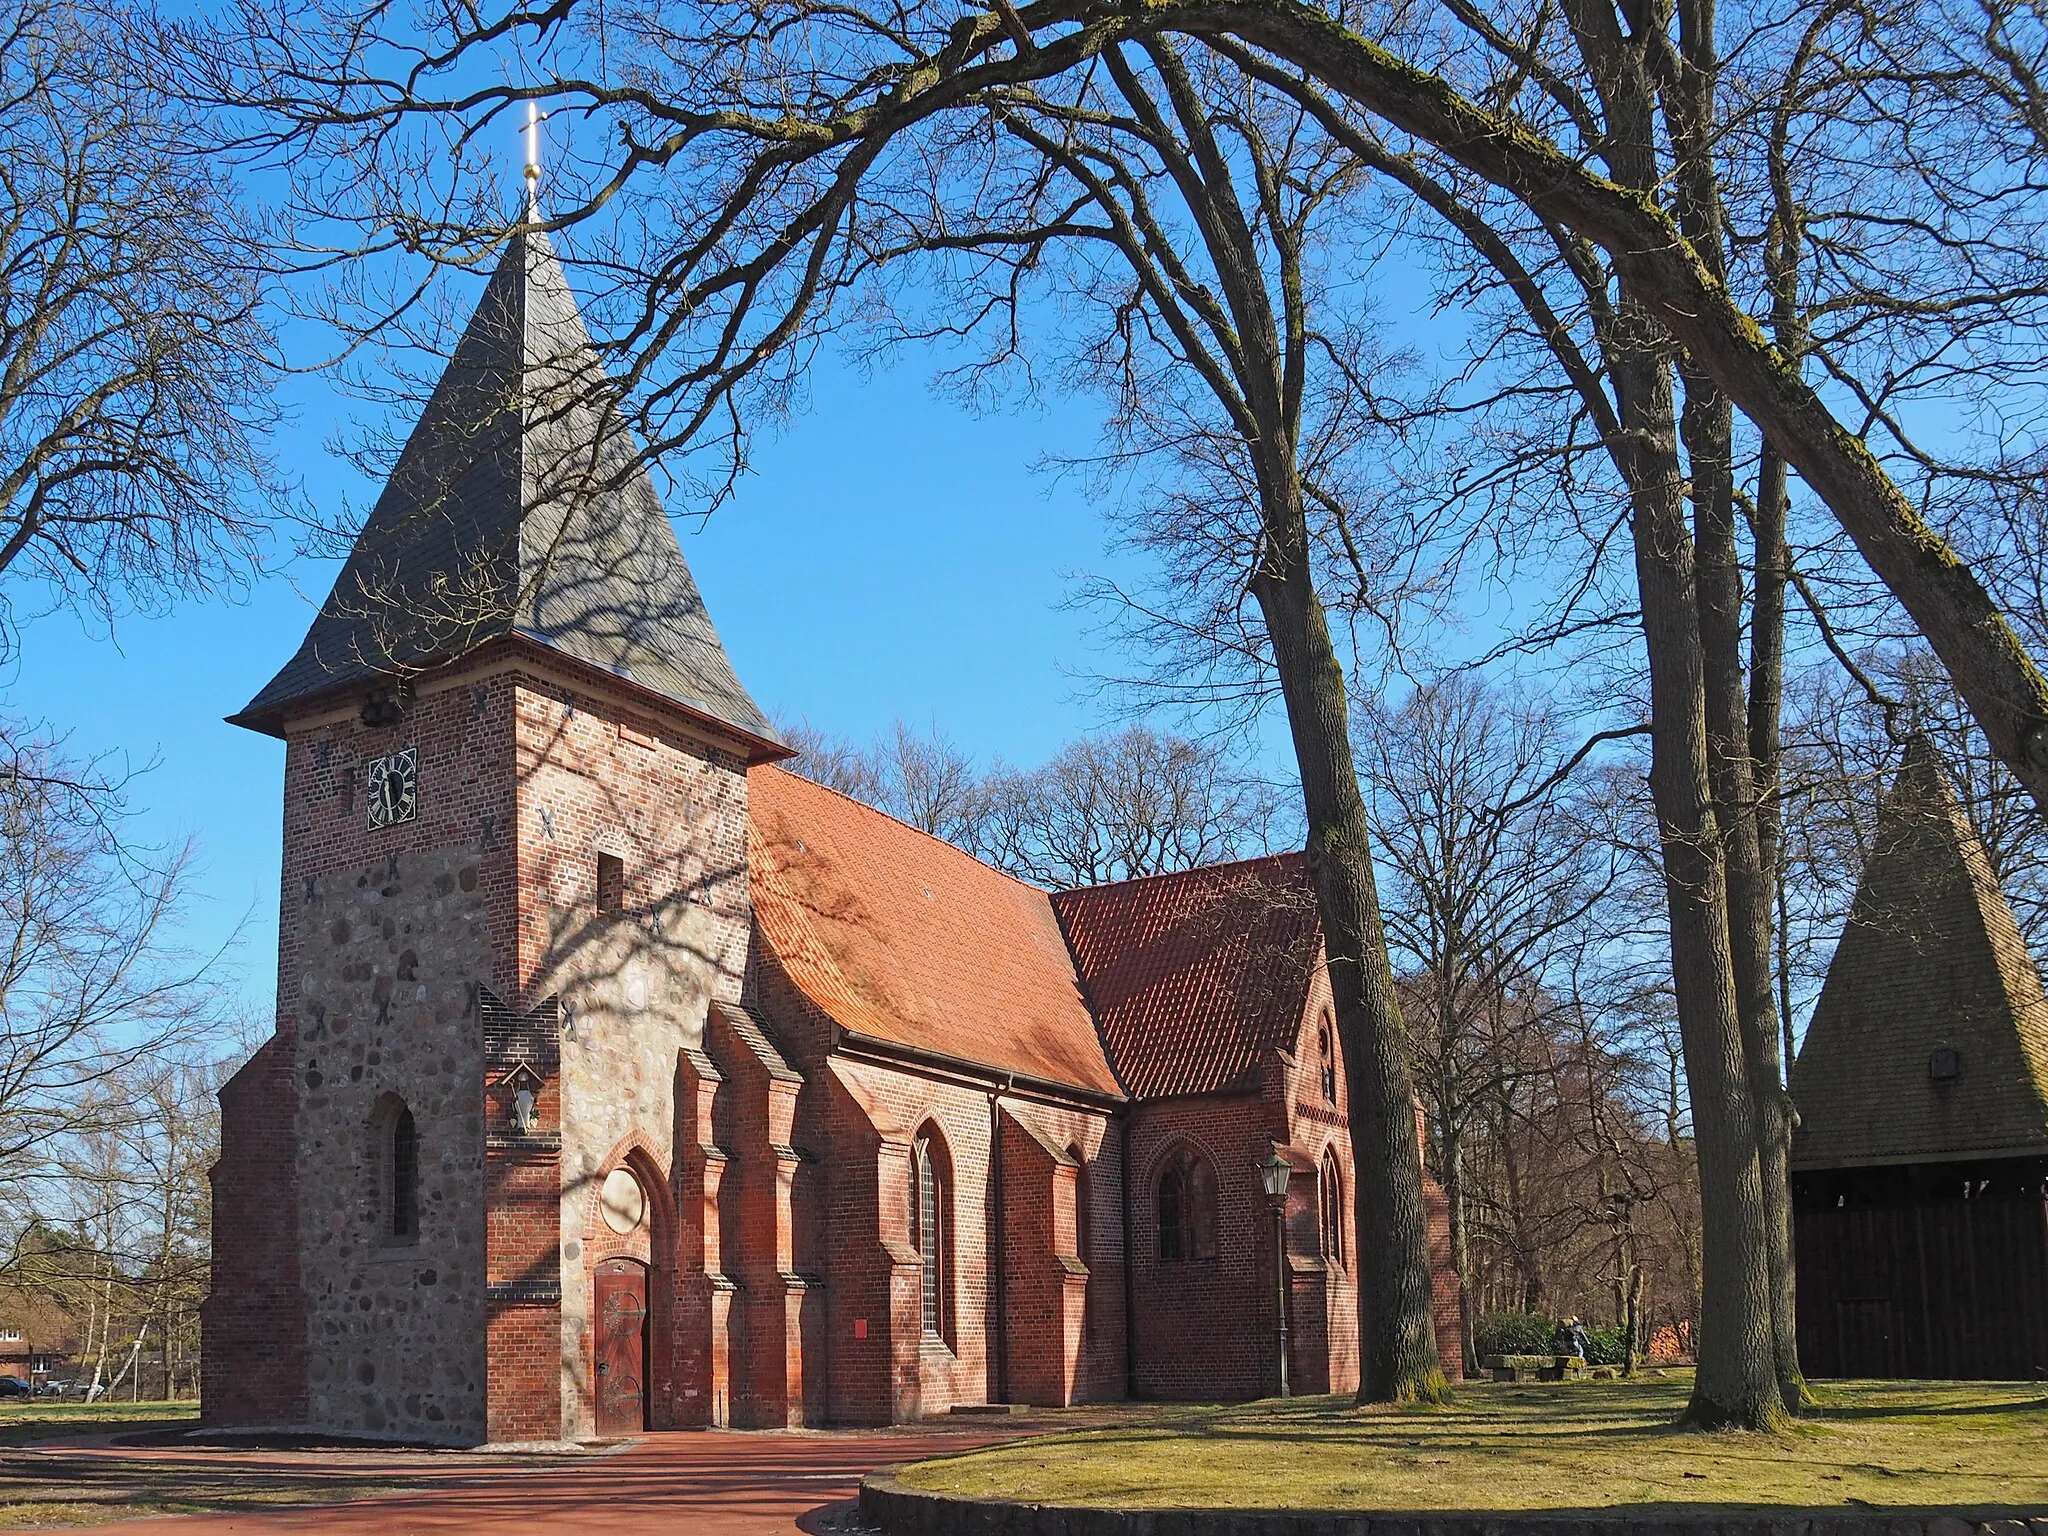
[1792,1141,2048,1171]
[228,631,794,764]
[832,1024,1128,1112]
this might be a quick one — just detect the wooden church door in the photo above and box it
[594,1258,649,1436]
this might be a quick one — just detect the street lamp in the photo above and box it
[1259,1148,1292,1399]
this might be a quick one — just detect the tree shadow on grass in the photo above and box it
[1802,1394,2048,1421]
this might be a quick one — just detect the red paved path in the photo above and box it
[15,1430,1015,1535]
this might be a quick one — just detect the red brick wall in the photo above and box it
[486,1144,563,1442]
[673,1046,731,1427]
[511,678,751,1005]
[751,934,1134,1424]
[202,1033,307,1427]
[483,1305,559,1442]
[706,1006,809,1427]
[1126,1093,1282,1398]
[996,1101,1124,1405]
[1280,976,1357,1395]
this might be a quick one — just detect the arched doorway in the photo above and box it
[594,1257,649,1436]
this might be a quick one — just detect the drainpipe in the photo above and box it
[1121,1112,1138,1399]
[990,1076,1011,1404]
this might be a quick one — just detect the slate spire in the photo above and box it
[231,228,779,753]
[1790,736,2048,1167]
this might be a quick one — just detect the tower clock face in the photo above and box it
[365,748,418,829]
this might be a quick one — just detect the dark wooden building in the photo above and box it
[1790,738,2048,1380]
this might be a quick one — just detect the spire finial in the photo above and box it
[523,100,541,221]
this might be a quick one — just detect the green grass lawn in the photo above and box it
[0,1400,197,1449]
[899,1375,2048,1514]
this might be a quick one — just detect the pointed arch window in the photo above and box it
[372,1094,420,1245]
[912,1129,953,1342]
[1320,1148,1345,1269]
[1318,1014,1338,1103]
[1156,1147,1218,1262]
[392,1107,419,1238]
[1067,1144,1090,1264]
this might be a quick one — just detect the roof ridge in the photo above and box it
[1057,847,1308,900]
[756,762,1059,901]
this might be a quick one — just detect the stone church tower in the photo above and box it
[203,226,786,1444]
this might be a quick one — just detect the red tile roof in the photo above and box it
[747,767,1123,1095]
[1051,854,1323,1097]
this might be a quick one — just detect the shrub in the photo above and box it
[1581,1325,1628,1366]
[1473,1311,1558,1359]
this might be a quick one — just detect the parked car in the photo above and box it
[0,1377,31,1398]
[35,1380,70,1397]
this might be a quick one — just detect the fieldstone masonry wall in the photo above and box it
[295,841,495,1442]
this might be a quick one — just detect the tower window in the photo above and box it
[596,853,625,913]
[372,1097,419,1253]
[1318,1014,1337,1102]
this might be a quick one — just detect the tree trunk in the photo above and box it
[1619,1262,1644,1377]
[1610,305,1784,1430]
[1494,1095,1541,1314]
[1750,438,1793,1075]
[1251,499,1446,1403]
[1436,1093,1477,1376]
[1663,0,1805,1413]
[1685,369,1805,1413]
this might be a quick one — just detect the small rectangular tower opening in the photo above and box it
[596,852,625,913]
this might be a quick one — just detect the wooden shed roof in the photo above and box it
[1790,737,2048,1168]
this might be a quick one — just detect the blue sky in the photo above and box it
[2,333,1222,1021]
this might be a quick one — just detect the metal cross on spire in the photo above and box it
[523,99,541,220]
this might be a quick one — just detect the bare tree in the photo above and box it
[0,732,221,1286]
[0,0,285,654]
[784,716,1282,888]
[1358,674,1626,1373]
[780,717,981,840]
[776,717,888,806]
[970,725,1280,889]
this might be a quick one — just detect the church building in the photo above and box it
[201,226,1461,1445]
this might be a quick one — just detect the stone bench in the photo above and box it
[1480,1353,1587,1382]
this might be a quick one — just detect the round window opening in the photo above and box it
[599,1168,647,1235]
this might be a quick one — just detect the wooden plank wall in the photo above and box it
[1795,1194,2048,1378]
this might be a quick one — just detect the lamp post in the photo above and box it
[1258,1148,1292,1398]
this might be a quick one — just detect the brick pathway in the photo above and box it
[12,1428,1022,1534]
